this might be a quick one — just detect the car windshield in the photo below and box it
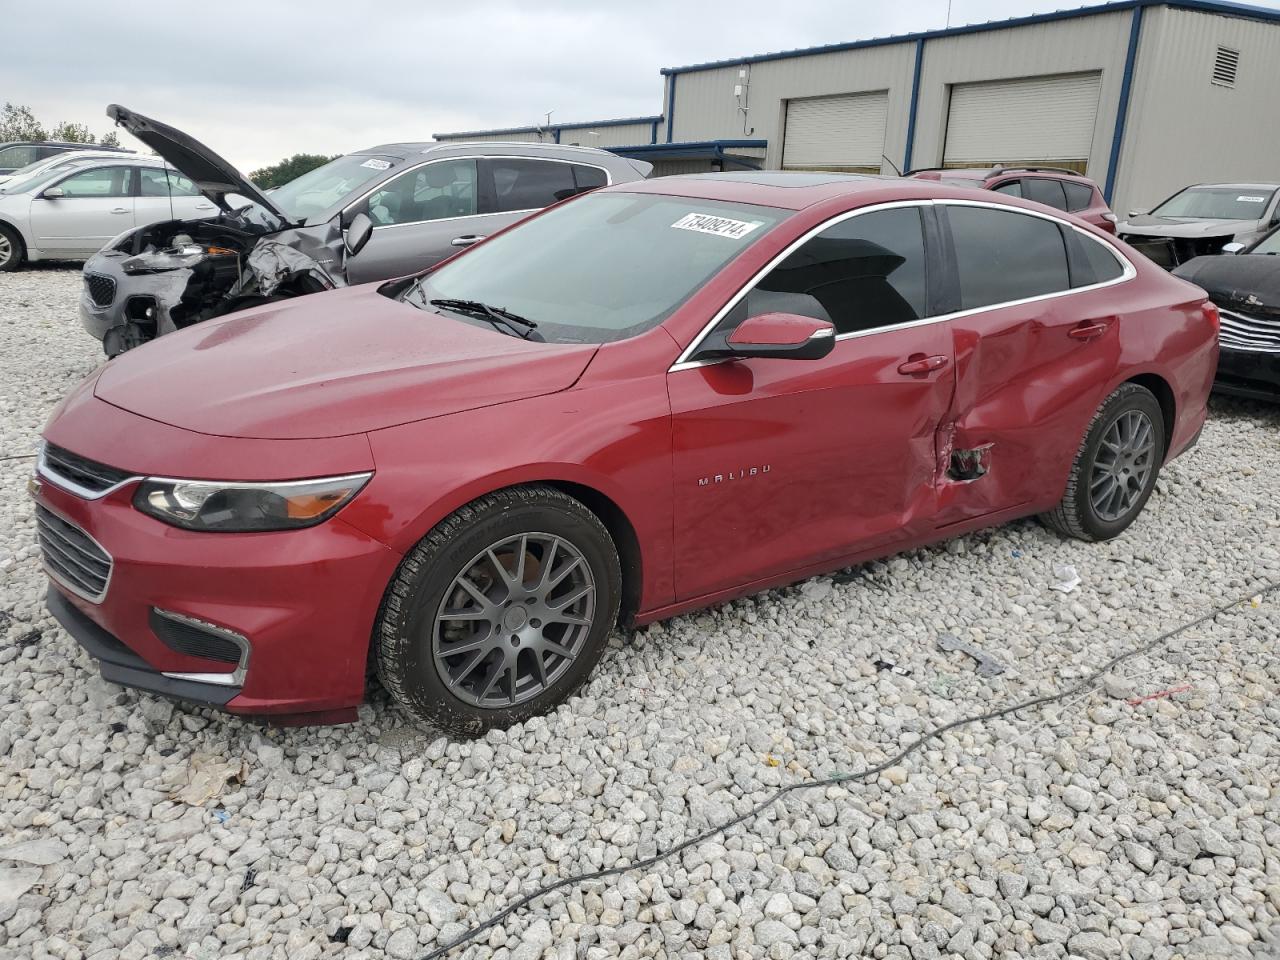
[0,159,98,195]
[405,192,790,344]
[1151,186,1276,221]
[268,154,401,222]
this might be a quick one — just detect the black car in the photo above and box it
[1174,228,1280,400]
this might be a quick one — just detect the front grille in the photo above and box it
[41,443,134,496]
[36,505,112,602]
[1220,308,1280,353]
[150,610,242,665]
[84,273,116,307]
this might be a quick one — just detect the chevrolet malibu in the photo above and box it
[36,172,1218,734]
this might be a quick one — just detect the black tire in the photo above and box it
[374,485,621,737]
[0,223,25,272]
[1041,382,1166,542]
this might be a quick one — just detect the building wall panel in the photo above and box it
[1115,6,1280,214]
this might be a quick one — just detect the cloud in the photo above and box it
[4,0,1278,171]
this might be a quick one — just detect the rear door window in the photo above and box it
[482,159,577,213]
[946,205,1071,309]
[1061,180,1095,212]
[992,180,1022,198]
[138,167,201,197]
[1024,178,1069,211]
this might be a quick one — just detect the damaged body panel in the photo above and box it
[1117,183,1280,269]
[79,106,651,356]
[1174,231,1280,400]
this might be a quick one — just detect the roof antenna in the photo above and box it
[946,0,954,27]
[882,154,902,177]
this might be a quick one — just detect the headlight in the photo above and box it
[121,244,237,274]
[133,473,371,532]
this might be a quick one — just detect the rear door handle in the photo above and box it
[897,354,950,376]
[195,203,214,210]
[109,207,129,214]
[1069,320,1112,341]
[451,235,486,247]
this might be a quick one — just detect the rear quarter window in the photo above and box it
[1073,233,1127,286]
[1062,180,1095,212]
[1024,178,1068,211]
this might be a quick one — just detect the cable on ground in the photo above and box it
[418,577,1280,959]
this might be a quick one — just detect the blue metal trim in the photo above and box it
[904,39,926,174]
[665,73,677,143]
[607,139,768,155]
[658,0,1280,76]
[431,115,662,139]
[1105,6,1144,203]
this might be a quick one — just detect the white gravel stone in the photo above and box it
[3,269,1280,958]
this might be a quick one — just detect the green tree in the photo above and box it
[0,103,46,142]
[248,153,338,189]
[100,130,120,148]
[48,121,96,144]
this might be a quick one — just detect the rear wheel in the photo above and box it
[0,224,24,272]
[1041,382,1165,541]
[374,486,621,736]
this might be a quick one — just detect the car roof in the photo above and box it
[611,171,993,211]
[351,141,622,161]
[1186,182,1280,190]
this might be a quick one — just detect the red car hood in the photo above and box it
[93,286,598,440]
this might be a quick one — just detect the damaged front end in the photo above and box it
[82,215,344,357]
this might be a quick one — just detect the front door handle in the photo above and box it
[897,354,950,376]
[1069,318,1113,341]
[195,203,214,210]
[109,207,129,214]
[451,235,486,247]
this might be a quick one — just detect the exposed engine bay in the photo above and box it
[86,214,344,356]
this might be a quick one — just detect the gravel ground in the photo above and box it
[1,266,1279,960]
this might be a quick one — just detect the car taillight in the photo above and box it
[1202,301,1220,335]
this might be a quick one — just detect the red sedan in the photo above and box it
[36,173,1218,733]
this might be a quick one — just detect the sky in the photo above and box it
[4,0,1279,173]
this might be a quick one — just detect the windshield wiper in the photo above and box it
[428,298,539,339]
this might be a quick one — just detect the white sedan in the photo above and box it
[0,156,218,271]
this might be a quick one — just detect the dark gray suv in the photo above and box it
[80,106,651,355]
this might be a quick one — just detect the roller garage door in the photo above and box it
[943,73,1101,173]
[782,91,888,173]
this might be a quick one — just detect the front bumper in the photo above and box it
[1215,345,1280,401]
[36,472,402,722]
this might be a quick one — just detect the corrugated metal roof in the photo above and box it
[433,115,662,139]
[658,0,1280,75]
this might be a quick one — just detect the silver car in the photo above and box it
[1117,182,1280,268]
[79,105,652,355]
[0,148,138,188]
[0,155,216,271]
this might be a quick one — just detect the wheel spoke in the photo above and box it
[550,582,592,609]
[476,658,506,701]
[544,556,581,593]
[446,647,489,689]
[438,634,490,656]
[456,575,493,607]
[485,548,513,586]
[440,607,490,621]
[547,611,591,626]
[542,638,576,660]
[530,651,549,687]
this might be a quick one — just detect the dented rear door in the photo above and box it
[933,202,1120,527]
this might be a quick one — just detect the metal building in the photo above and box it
[433,0,1280,214]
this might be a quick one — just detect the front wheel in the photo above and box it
[374,486,621,736]
[1041,382,1166,541]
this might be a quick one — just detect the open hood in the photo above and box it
[107,104,295,226]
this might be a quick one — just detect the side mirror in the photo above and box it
[40,186,65,200]
[1128,208,1148,218]
[344,212,373,257]
[1222,242,1246,255]
[699,312,836,362]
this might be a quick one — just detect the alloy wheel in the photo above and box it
[0,234,11,267]
[432,532,596,708]
[1090,409,1156,521]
